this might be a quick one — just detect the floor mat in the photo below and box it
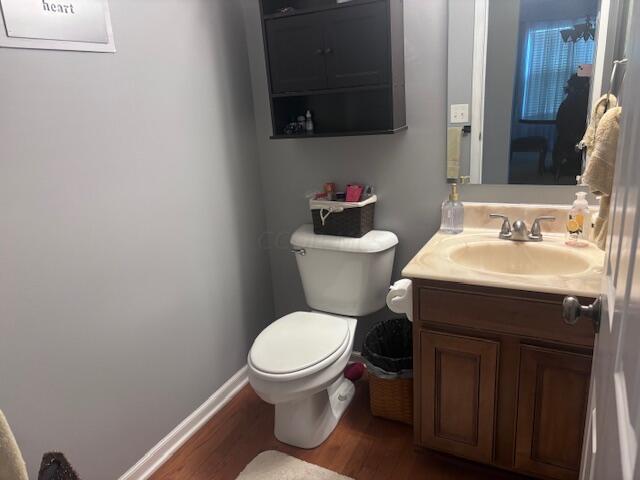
[236,451,354,480]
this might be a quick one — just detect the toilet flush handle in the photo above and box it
[291,248,306,256]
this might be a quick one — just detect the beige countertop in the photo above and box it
[402,203,605,298]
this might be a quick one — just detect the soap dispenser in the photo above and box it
[566,191,591,247]
[441,182,464,234]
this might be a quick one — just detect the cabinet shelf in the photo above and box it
[270,126,407,139]
[262,0,381,20]
[271,84,391,99]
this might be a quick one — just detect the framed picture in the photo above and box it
[0,0,115,52]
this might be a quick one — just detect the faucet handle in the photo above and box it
[530,216,556,239]
[489,214,512,238]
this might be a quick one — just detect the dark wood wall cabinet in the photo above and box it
[259,0,406,138]
[412,280,595,480]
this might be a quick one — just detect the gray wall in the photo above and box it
[482,0,521,184]
[0,1,273,479]
[242,0,585,347]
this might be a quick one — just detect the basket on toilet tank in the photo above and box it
[310,195,376,238]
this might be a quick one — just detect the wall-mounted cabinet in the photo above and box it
[260,0,406,138]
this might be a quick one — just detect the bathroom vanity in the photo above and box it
[402,204,605,480]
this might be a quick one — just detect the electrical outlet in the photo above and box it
[450,104,469,124]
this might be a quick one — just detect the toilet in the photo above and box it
[248,224,398,448]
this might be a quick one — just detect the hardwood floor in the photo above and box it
[151,377,530,480]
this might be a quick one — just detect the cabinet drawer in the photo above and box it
[418,287,595,347]
[419,330,499,464]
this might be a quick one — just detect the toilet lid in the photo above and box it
[249,312,350,375]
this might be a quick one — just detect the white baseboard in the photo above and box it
[119,365,249,480]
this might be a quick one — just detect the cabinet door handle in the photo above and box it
[324,48,333,54]
[562,296,602,333]
[315,48,324,55]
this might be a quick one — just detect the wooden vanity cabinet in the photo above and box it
[420,331,499,464]
[515,346,592,480]
[412,280,595,480]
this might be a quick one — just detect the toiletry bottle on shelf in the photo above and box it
[566,191,591,247]
[324,182,336,201]
[297,115,306,132]
[441,182,464,234]
[305,110,314,134]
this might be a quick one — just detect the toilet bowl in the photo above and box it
[247,225,398,448]
[248,312,357,448]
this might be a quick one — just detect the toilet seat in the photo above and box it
[249,312,351,381]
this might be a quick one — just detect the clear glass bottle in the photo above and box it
[441,182,464,234]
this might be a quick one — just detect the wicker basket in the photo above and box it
[309,195,376,238]
[368,374,413,425]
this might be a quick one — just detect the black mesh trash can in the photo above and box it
[362,318,413,424]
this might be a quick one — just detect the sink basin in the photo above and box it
[401,203,606,296]
[448,242,591,276]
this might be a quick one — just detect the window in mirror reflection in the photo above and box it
[511,5,596,184]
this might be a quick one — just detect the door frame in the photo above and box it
[470,0,489,184]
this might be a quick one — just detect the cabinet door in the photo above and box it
[515,346,591,480]
[323,2,390,89]
[420,331,499,464]
[265,14,327,93]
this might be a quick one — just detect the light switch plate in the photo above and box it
[450,104,469,124]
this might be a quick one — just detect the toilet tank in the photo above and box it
[290,225,399,317]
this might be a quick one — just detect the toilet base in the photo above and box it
[274,376,356,449]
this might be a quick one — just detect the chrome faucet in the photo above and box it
[489,214,555,242]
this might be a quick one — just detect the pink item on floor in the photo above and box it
[344,362,365,381]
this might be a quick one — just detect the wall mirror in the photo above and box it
[447,0,628,185]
